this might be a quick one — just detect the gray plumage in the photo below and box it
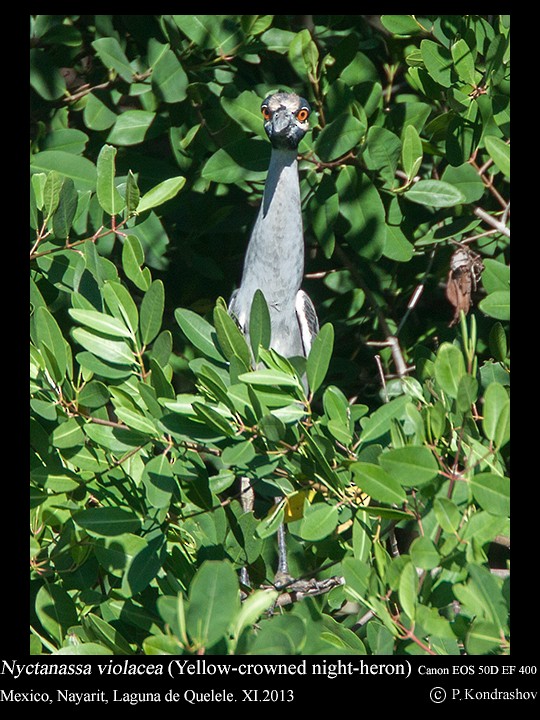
[229,91,319,587]
[229,92,319,360]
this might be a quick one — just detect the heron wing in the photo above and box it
[295,290,319,357]
[228,289,245,332]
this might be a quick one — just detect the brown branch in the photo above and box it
[261,575,345,611]
[333,243,411,379]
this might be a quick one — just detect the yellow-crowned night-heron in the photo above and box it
[229,92,319,588]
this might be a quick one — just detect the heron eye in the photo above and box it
[261,106,271,120]
[296,107,310,122]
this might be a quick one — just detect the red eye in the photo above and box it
[261,106,271,120]
[296,107,310,122]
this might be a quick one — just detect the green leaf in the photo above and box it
[401,123,423,180]
[125,170,140,215]
[405,179,466,207]
[173,15,242,54]
[74,508,142,537]
[306,323,334,394]
[221,90,265,136]
[43,128,88,155]
[315,113,365,162]
[229,589,279,649]
[310,179,339,258]
[30,48,66,100]
[451,38,479,85]
[470,472,510,517]
[351,462,406,505]
[92,37,134,83]
[482,383,510,447]
[202,139,268,184]
[410,536,440,570]
[381,15,426,35]
[288,28,319,80]
[151,47,188,103]
[43,170,64,218]
[221,440,256,467]
[192,402,236,437]
[30,151,97,192]
[484,135,510,178]
[213,303,252,367]
[421,39,454,87]
[238,369,301,388]
[174,308,224,362]
[78,380,110,409]
[31,467,80,493]
[380,446,439,488]
[83,92,117,131]
[479,290,510,321]
[321,614,367,653]
[123,537,165,595]
[434,342,466,398]
[103,280,139,335]
[69,308,133,339]
[186,561,240,648]
[457,373,478,412]
[433,497,461,533]
[72,327,134,365]
[96,144,124,216]
[84,613,134,654]
[35,584,78,645]
[54,644,113,655]
[384,224,415,262]
[359,395,409,443]
[343,556,371,599]
[249,289,271,361]
[51,417,85,448]
[398,561,418,621]
[465,620,502,655]
[258,413,286,442]
[115,406,156,435]
[33,306,68,383]
[122,235,152,291]
[107,110,156,146]
[137,176,186,214]
[441,163,485,203]
[466,564,507,630]
[140,280,165,345]
[256,503,284,539]
[364,126,402,184]
[489,322,507,362]
[299,503,339,541]
[52,177,78,238]
[482,259,509,293]
[143,454,176,509]
[336,167,386,259]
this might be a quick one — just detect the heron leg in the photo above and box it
[273,497,293,587]
[239,476,255,589]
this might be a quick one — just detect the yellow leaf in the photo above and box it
[283,490,316,522]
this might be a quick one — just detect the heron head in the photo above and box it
[261,92,311,150]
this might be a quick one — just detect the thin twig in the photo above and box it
[334,243,410,379]
[473,206,510,237]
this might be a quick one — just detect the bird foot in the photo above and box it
[272,570,295,589]
[272,573,345,595]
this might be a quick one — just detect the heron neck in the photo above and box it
[262,147,300,218]
[238,146,304,304]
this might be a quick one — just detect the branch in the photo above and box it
[473,206,510,237]
[333,243,411,379]
[261,575,345,611]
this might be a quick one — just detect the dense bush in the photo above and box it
[30,15,509,655]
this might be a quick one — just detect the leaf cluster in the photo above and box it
[30,14,509,656]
